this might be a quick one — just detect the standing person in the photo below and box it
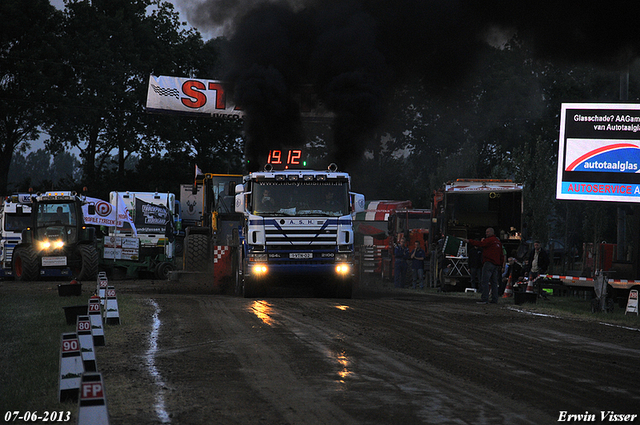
[393,237,409,288]
[463,228,504,304]
[410,241,425,289]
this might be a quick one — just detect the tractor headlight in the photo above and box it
[38,240,64,251]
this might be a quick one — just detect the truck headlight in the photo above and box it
[335,263,350,275]
[252,264,268,276]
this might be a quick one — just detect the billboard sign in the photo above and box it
[146,75,243,119]
[145,75,334,121]
[557,103,640,202]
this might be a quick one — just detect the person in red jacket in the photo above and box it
[463,228,504,304]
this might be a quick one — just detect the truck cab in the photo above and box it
[234,164,365,297]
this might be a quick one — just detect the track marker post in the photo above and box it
[626,289,639,315]
[88,295,105,346]
[76,315,97,372]
[58,333,84,402]
[103,286,120,325]
[77,372,110,425]
[97,273,108,306]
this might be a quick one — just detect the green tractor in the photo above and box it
[12,191,99,281]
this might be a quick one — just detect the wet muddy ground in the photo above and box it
[80,277,640,425]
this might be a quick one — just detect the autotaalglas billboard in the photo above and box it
[557,103,640,203]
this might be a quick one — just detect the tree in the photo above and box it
[45,0,209,195]
[0,0,62,195]
[7,149,81,193]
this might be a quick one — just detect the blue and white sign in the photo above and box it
[557,103,640,202]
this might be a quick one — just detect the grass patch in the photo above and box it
[0,283,140,416]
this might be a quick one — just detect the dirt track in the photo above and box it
[57,279,640,424]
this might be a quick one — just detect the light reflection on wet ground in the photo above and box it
[250,300,276,326]
[145,299,170,423]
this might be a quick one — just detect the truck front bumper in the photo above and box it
[248,262,353,279]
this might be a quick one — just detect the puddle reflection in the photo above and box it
[146,299,170,423]
[336,351,353,382]
[250,300,275,326]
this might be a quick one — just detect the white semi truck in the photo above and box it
[0,194,33,278]
[234,164,365,298]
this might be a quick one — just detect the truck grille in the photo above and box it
[264,224,338,263]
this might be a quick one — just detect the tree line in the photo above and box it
[2,0,639,253]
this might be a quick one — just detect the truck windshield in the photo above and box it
[4,214,31,232]
[253,182,349,217]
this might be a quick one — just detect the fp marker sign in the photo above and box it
[78,372,110,425]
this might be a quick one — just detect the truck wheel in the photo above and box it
[234,270,242,296]
[234,256,243,296]
[73,245,99,281]
[184,234,210,272]
[155,262,173,280]
[12,246,40,281]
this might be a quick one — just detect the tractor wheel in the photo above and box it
[73,244,99,281]
[184,233,210,272]
[12,246,40,281]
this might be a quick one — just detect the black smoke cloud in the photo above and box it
[180,0,640,170]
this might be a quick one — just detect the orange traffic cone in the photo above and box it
[525,278,535,293]
[502,279,513,298]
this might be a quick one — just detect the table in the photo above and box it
[446,256,469,276]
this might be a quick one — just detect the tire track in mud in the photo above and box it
[286,295,640,416]
[241,297,552,425]
[249,296,640,419]
[196,296,359,425]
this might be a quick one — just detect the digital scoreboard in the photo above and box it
[266,149,306,169]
